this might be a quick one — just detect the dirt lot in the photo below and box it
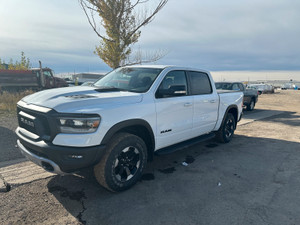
[0,112,21,162]
[0,90,300,225]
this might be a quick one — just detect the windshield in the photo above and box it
[247,86,257,90]
[43,70,53,78]
[93,67,163,93]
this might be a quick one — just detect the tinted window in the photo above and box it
[232,83,240,90]
[238,83,244,91]
[188,71,212,95]
[215,82,232,90]
[156,70,187,98]
[43,71,53,78]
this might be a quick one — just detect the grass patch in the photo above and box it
[0,90,34,114]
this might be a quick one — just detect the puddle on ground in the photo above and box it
[140,173,155,181]
[185,155,195,164]
[158,167,176,174]
[234,173,241,178]
[48,186,86,201]
[48,185,87,224]
[205,143,219,148]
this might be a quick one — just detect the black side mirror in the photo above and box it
[156,85,187,98]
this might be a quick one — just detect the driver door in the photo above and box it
[154,70,193,149]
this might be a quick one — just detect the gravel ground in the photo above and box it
[0,112,23,162]
[0,90,300,225]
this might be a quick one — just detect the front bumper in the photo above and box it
[16,127,106,173]
[17,140,64,174]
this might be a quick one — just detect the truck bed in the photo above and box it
[0,70,39,87]
[217,90,241,94]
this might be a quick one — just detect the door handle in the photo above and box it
[210,100,216,103]
[184,103,193,107]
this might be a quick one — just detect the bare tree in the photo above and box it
[79,0,168,68]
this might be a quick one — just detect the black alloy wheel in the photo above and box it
[216,113,236,143]
[94,133,147,192]
[113,146,141,182]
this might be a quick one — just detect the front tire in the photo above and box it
[94,133,147,192]
[216,113,236,143]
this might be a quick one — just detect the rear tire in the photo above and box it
[216,113,236,143]
[246,99,255,111]
[94,133,147,192]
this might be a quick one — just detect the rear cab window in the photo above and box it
[187,71,212,95]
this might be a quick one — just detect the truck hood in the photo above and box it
[21,86,143,113]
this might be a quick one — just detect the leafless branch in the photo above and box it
[87,0,104,14]
[79,0,113,42]
[128,0,168,39]
[124,48,169,66]
[125,0,149,12]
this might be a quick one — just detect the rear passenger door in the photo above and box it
[187,71,219,136]
[154,70,193,149]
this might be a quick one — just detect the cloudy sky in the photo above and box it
[1,0,300,79]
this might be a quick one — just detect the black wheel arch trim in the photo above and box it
[100,119,155,159]
[221,105,239,128]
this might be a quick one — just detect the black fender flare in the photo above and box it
[220,105,239,129]
[100,119,155,153]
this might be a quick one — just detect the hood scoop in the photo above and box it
[94,87,125,92]
[65,94,95,99]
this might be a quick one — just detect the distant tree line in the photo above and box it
[0,52,31,70]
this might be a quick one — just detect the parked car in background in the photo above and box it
[247,84,274,94]
[67,74,106,86]
[215,82,258,111]
[281,82,296,90]
[81,81,95,86]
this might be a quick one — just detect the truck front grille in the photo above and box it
[17,105,52,140]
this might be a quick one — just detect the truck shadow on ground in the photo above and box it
[242,108,283,116]
[263,111,300,127]
[241,108,280,118]
[46,134,300,225]
[0,126,23,162]
[243,109,300,127]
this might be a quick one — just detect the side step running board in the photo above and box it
[155,132,215,155]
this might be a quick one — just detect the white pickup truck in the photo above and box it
[16,65,243,192]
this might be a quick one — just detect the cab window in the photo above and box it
[188,71,212,95]
[156,70,187,98]
[232,83,240,90]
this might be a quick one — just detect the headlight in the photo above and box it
[57,117,100,134]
